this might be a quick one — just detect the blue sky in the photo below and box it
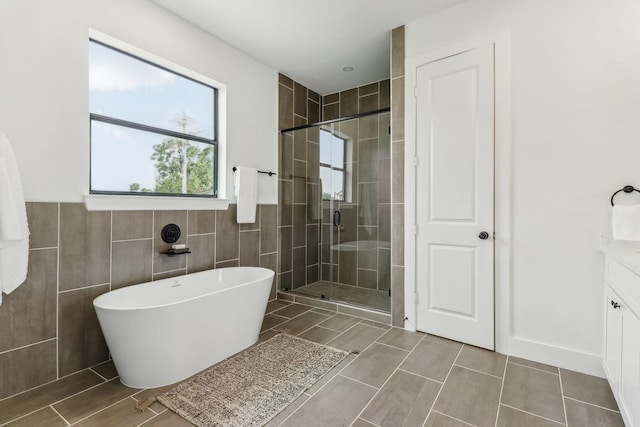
[89,41,214,192]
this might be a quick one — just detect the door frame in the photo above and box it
[404,30,512,354]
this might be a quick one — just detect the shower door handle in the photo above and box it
[333,210,341,226]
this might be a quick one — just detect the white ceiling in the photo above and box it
[152,0,467,95]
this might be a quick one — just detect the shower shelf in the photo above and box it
[160,248,191,257]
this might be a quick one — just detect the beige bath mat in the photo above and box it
[157,333,348,427]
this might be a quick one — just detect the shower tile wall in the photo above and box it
[391,26,405,326]
[279,73,391,295]
[278,74,322,291]
[0,203,277,399]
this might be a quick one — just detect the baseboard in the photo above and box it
[508,336,604,378]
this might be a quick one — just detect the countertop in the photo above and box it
[601,241,640,277]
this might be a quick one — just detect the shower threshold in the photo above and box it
[286,280,390,313]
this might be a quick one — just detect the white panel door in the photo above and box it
[415,45,495,349]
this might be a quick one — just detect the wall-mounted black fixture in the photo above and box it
[159,224,191,256]
[611,185,640,206]
[161,247,191,257]
[232,166,276,177]
[161,224,181,243]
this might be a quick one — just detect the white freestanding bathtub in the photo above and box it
[93,267,274,388]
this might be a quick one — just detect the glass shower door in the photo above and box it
[279,111,391,313]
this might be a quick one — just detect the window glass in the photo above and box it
[319,128,346,201]
[89,39,217,197]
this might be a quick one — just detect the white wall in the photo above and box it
[0,0,278,204]
[406,0,640,375]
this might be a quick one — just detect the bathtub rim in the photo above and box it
[93,266,274,312]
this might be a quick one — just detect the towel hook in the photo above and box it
[611,185,640,206]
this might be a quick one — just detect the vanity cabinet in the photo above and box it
[603,255,640,427]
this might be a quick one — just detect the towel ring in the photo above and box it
[611,185,640,206]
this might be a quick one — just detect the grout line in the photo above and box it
[373,340,413,353]
[0,337,57,355]
[563,396,622,414]
[499,403,566,425]
[350,417,381,427]
[50,405,71,426]
[0,404,65,427]
[558,368,569,426]
[336,374,379,390]
[58,282,110,294]
[56,202,61,381]
[507,360,559,375]
[431,410,476,426]
[422,343,464,427]
[0,365,103,404]
[454,364,504,381]
[348,333,425,425]
[88,367,109,382]
[111,237,154,243]
[494,354,509,426]
[29,245,58,251]
[109,210,113,292]
[396,367,444,384]
[151,210,155,278]
[70,392,139,425]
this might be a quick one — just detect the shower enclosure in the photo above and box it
[279,109,391,312]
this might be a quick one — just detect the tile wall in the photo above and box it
[277,74,322,291]
[390,26,406,326]
[0,202,277,399]
[322,79,390,120]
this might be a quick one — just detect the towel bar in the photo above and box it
[232,166,276,177]
[611,185,640,206]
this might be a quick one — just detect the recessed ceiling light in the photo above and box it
[342,66,354,72]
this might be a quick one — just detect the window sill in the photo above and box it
[84,195,230,211]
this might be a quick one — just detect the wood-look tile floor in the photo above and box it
[0,301,624,427]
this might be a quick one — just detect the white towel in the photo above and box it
[234,166,258,224]
[612,204,640,241]
[0,132,30,305]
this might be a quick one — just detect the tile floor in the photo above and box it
[0,301,624,427]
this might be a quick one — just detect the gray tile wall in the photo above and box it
[323,80,390,121]
[278,74,323,291]
[391,26,405,327]
[0,202,277,399]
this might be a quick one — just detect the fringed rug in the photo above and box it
[156,333,348,427]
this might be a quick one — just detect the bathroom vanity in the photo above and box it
[601,244,640,426]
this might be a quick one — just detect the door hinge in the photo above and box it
[414,291,419,304]
[414,155,419,167]
[414,85,418,98]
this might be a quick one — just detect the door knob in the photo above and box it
[478,231,489,240]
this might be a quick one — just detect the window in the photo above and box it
[89,39,218,197]
[319,128,346,201]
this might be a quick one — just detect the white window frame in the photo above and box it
[85,30,229,211]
